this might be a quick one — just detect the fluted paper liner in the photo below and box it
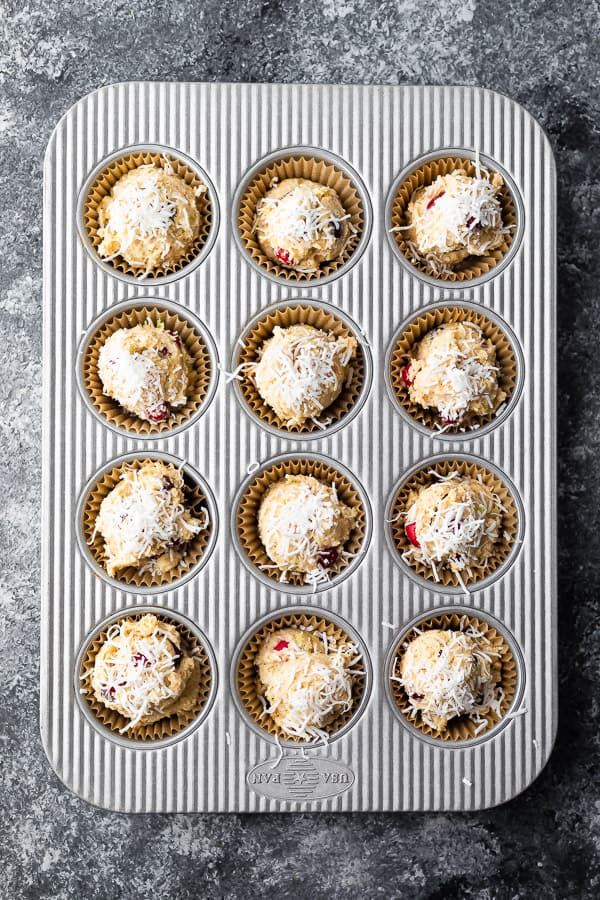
[82,305,213,435]
[82,150,212,279]
[389,306,517,434]
[390,156,516,282]
[237,612,367,743]
[389,459,518,588]
[236,304,366,434]
[237,458,367,588]
[82,457,212,589]
[389,612,517,743]
[238,154,364,281]
[79,612,212,742]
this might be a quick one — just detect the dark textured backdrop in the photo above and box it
[0,1,597,898]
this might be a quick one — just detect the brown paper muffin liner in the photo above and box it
[389,459,518,589]
[82,304,212,435]
[237,612,367,743]
[79,612,212,742]
[82,458,212,589]
[237,459,367,588]
[390,156,516,282]
[82,150,212,279]
[389,612,517,742]
[238,154,364,281]
[236,303,366,434]
[389,306,517,434]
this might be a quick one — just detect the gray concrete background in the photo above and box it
[0,1,598,898]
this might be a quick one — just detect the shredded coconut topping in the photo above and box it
[403,474,501,578]
[407,323,501,422]
[260,630,363,742]
[259,476,353,582]
[99,165,177,257]
[397,623,502,731]
[98,322,187,419]
[83,617,186,732]
[396,156,513,274]
[96,463,207,574]
[257,187,349,248]
[253,325,355,423]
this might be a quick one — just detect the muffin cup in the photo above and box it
[77,143,219,285]
[78,297,219,438]
[385,607,524,747]
[386,299,524,439]
[386,149,524,287]
[76,452,219,595]
[232,298,372,439]
[231,606,372,747]
[232,453,372,595]
[234,145,372,285]
[76,606,217,747]
[385,454,524,594]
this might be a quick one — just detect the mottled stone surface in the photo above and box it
[0,1,598,898]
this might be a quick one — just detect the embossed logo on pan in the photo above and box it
[246,756,355,801]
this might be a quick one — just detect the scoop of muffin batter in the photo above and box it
[89,613,199,732]
[97,163,204,272]
[98,321,189,424]
[253,324,357,427]
[258,474,357,581]
[398,627,499,732]
[256,627,362,741]
[402,322,506,426]
[403,475,502,581]
[95,460,207,578]
[254,178,350,272]
[404,166,508,274]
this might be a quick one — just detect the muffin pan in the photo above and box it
[42,83,556,812]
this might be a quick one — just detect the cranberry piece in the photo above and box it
[274,640,289,652]
[162,476,174,491]
[169,331,182,349]
[158,346,170,357]
[317,547,339,569]
[330,221,343,239]
[171,645,182,668]
[405,522,420,548]
[440,415,458,426]
[132,652,151,668]
[146,403,169,423]
[401,364,414,388]
[100,685,116,701]
[410,692,424,702]
[276,248,295,267]
[426,191,445,210]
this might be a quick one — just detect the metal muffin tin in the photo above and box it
[41,82,557,812]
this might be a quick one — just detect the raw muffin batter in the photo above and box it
[397,626,501,732]
[403,474,502,582]
[401,321,506,426]
[402,164,509,274]
[95,460,207,578]
[97,162,205,272]
[98,321,189,424]
[256,627,363,741]
[257,474,357,583]
[254,177,350,272]
[253,324,357,427]
[87,613,199,732]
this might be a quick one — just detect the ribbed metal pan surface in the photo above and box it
[41,82,556,812]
